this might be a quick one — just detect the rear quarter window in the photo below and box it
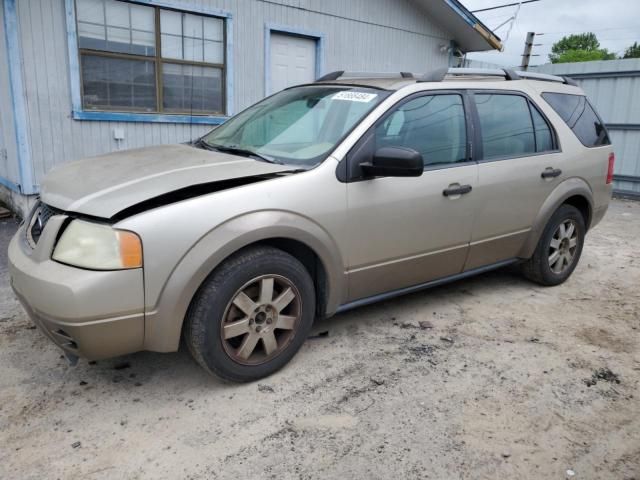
[541,92,610,148]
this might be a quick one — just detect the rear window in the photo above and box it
[541,92,610,147]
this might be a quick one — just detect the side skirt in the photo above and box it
[335,258,519,314]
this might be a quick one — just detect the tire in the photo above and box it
[521,204,586,286]
[184,246,316,382]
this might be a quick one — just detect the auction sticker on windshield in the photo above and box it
[332,91,378,102]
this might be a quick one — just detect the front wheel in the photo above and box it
[521,204,586,286]
[184,246,316,382]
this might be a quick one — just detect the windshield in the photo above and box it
[202,85,390,167]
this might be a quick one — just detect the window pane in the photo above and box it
[105,0,128,28]
[130,4,155,31]
[204,17,223,41]
[160,10,182,35]
[81,54,156,111]
[531,105,554,152]
[78,22,105,47]
[107,26,129,47]
[475,94,535,160]
[77,0,155,56]
[160,10,225,63]
[183,37,204,62]
[131,30,155,56]
[77,0,104,23]
[541,92,610,147]
[204,40,224,64]
[162,63,223,113]
[161,33,183,59]
[183,14,203,39]
[375,94,467,166]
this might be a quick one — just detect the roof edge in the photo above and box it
[442,0,503,51]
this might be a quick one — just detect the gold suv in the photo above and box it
[9,68,614,382]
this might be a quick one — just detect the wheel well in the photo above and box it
[563,195,592,229]
[251,238,329,319]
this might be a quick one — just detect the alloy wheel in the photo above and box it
[548,219,578,274]
[220,275,302,365]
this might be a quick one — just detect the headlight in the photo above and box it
[52,220,142,270]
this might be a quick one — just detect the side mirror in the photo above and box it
[361,147,424,178]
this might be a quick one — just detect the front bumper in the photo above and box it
[8,216,145,361]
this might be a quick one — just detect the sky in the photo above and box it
[461,0,640,67]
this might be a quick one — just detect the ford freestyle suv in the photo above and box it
[9,68,614,382]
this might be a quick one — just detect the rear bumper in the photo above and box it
[8,222,145,360]
[590,203,609,230]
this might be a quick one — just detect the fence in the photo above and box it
[535,59,640,197]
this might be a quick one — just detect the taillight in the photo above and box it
[606,152,615,184]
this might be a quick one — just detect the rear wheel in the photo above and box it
[184,246,315,382]
[521,204,586,286]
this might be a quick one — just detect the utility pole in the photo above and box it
[520,32,540,70]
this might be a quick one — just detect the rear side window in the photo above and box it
[475,94,535,160]
[531,106,554,152]
[541,92,610,147]
[474,93,556,160]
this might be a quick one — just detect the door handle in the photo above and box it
[443,184,473,197]
[541,167,562,179]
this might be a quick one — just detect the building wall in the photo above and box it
[0,1,20,189]
[2,0,452,213]
[536,59,640,197]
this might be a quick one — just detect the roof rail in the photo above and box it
[316,71,414,82]
[419,67,579,86]
[515,70,579,86]
[515,71,562,83]
[316,71,344,82]
[419,67,521,82]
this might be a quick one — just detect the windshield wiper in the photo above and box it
[192,138,217,151]
[199,141,283,165]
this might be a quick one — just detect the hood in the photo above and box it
[40,144,294,219]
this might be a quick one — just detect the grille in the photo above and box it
[27,202,64,246]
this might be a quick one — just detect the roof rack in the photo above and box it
[316,71,414,82]
[419,67,521,82]
[418,67,578,86]
[518,71,579,86]
[515,70,578,86]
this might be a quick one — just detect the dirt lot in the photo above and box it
[0,199,638,480]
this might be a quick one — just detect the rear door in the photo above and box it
[344,91,478,301]
[465,90,562,270]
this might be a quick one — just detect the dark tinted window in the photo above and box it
[531,105,555,152]
[375,94,467,166]
[475,94,535,160]
[541,92,610,147]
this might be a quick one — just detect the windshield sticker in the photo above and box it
[332,91,378,103]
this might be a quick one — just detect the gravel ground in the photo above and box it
[0,199,638,480]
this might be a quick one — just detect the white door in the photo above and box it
[269,32,316,94]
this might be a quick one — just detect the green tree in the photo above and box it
[549,33,616,63]
[623,42,640,59]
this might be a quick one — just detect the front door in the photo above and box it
[269,32,316,94]
[465,91,564,270]
[345,92,478,301]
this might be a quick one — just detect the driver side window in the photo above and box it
[375,94,468,166]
